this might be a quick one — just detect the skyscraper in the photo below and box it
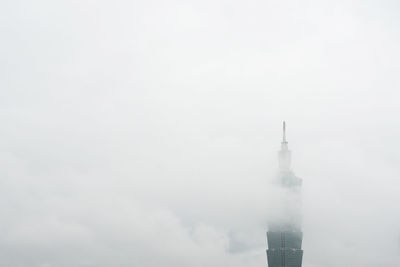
[266,122,303,267]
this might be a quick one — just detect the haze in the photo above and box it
[1,0,400,266]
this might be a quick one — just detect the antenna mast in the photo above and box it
[283,121,287,143]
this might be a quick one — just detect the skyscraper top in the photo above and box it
[267,122,303,267]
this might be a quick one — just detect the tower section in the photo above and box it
[266,122,303,267]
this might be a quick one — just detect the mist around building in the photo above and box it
[1,0,400,266]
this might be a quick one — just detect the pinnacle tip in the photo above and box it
[282,121,287,142]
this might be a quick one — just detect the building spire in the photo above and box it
[281,121,288,150]
[282,121,287,143]
[279,121,291,170]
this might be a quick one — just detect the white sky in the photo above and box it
[1,0,400,266]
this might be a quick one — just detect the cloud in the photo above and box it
[1,0,400,266]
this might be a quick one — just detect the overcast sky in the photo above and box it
[1,0,400,266]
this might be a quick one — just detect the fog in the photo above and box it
[1,0,400,266]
